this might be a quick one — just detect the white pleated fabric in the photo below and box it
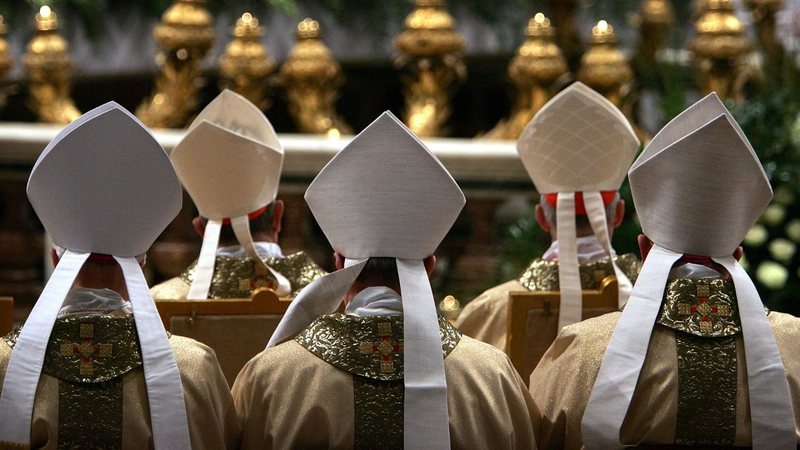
[581,245,682,448]
[518,82,639,329]
[170,89,290,298]
[0,103,189,449]
[0,251,89,444]
[187,219,222,299]
[582,92,795,448]
[268,111,464,450]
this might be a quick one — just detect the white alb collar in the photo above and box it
[543,235,617,264]
[216,242,283,258]
[345,286,403,317]
[58,287,131,318]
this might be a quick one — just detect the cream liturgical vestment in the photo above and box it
[232,112,537,449]
[0,103,238,449]
[150,89,325,300]
[456,82,640,350]
[530,94,800,449]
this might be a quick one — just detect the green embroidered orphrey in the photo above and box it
[295,314,461,450]
[517,253,641,292]
[657,278,741,446]
[5,316,142,450]
[180,251,327,298]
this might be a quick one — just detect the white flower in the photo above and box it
[786,220,800,242]
[756,261,789,290]
[761,204,786,226]
[769,238,796,263]
[774,185,796,206]
[744,224,769,247]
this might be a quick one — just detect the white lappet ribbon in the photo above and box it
[0,250,191,449]
[582,244,795,449]
[555,191,631,330]
[268,257,451,450]
[187,215,291,299]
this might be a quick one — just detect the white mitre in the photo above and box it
[268,111,465,450]
[517,81,639,329]
[582,93,795,450]
[0,103,189,449]
[170,89,290,298]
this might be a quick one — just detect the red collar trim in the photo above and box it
[543,191,617,216]
[221,205,269,225]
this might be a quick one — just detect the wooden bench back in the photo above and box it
[507,277,619,384]
[155,288,290,386]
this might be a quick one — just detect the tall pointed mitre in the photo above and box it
[170,89,290,298]
[0,103,189,448]
[268,111,465,450]
[582,93,795,449]
[517,81,639,330]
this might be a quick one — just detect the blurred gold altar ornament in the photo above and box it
[394,0,466,137]
[744,0,784,71]
[219,12,276,112]
[0,15,13,110]
[577,20,633,108]
[22,6,80,124]
[635,0,675,64]
[136,0,215,128]
[0,16,12,79]
[689,0,750,101]
[280,18,351,137]
[485,13,568,140]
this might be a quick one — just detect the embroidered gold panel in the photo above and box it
[657,278,740,337]
[517,253,641,291]
[657,278,739,446]
[294,313,461,381]
[295,313,461,449]
[181,251,327,298]
[353,376,403,450]
[7,316,143,450]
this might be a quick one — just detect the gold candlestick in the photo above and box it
[635,0,675,65]
[22,6,80,124]
[689,0,750,101]
[219,12,276,111]
[578,20,633,107]
[744,0,784,72]
[136,0,215,128]
[485,13,568,140]
[0,15,14,110]
[394,0,466,137]
[280,18,351,137]
[547,0,583,72]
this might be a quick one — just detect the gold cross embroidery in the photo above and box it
[359,322,403,373]
[239,274,274,292]
[59,323,113,376]
[677,283,732,335]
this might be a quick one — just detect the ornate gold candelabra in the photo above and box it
[136,0,215,128]
[394,0,466,138]
[635,0,675,65]
[485,13,568,140]
[0,15,14,110]
[689,0,750,101]
[219,12,276,111]
[280,18,351,137]
[578,20,633,108]
[22,6,80,124]
[547,0,583,72]
[744,0,784,72]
